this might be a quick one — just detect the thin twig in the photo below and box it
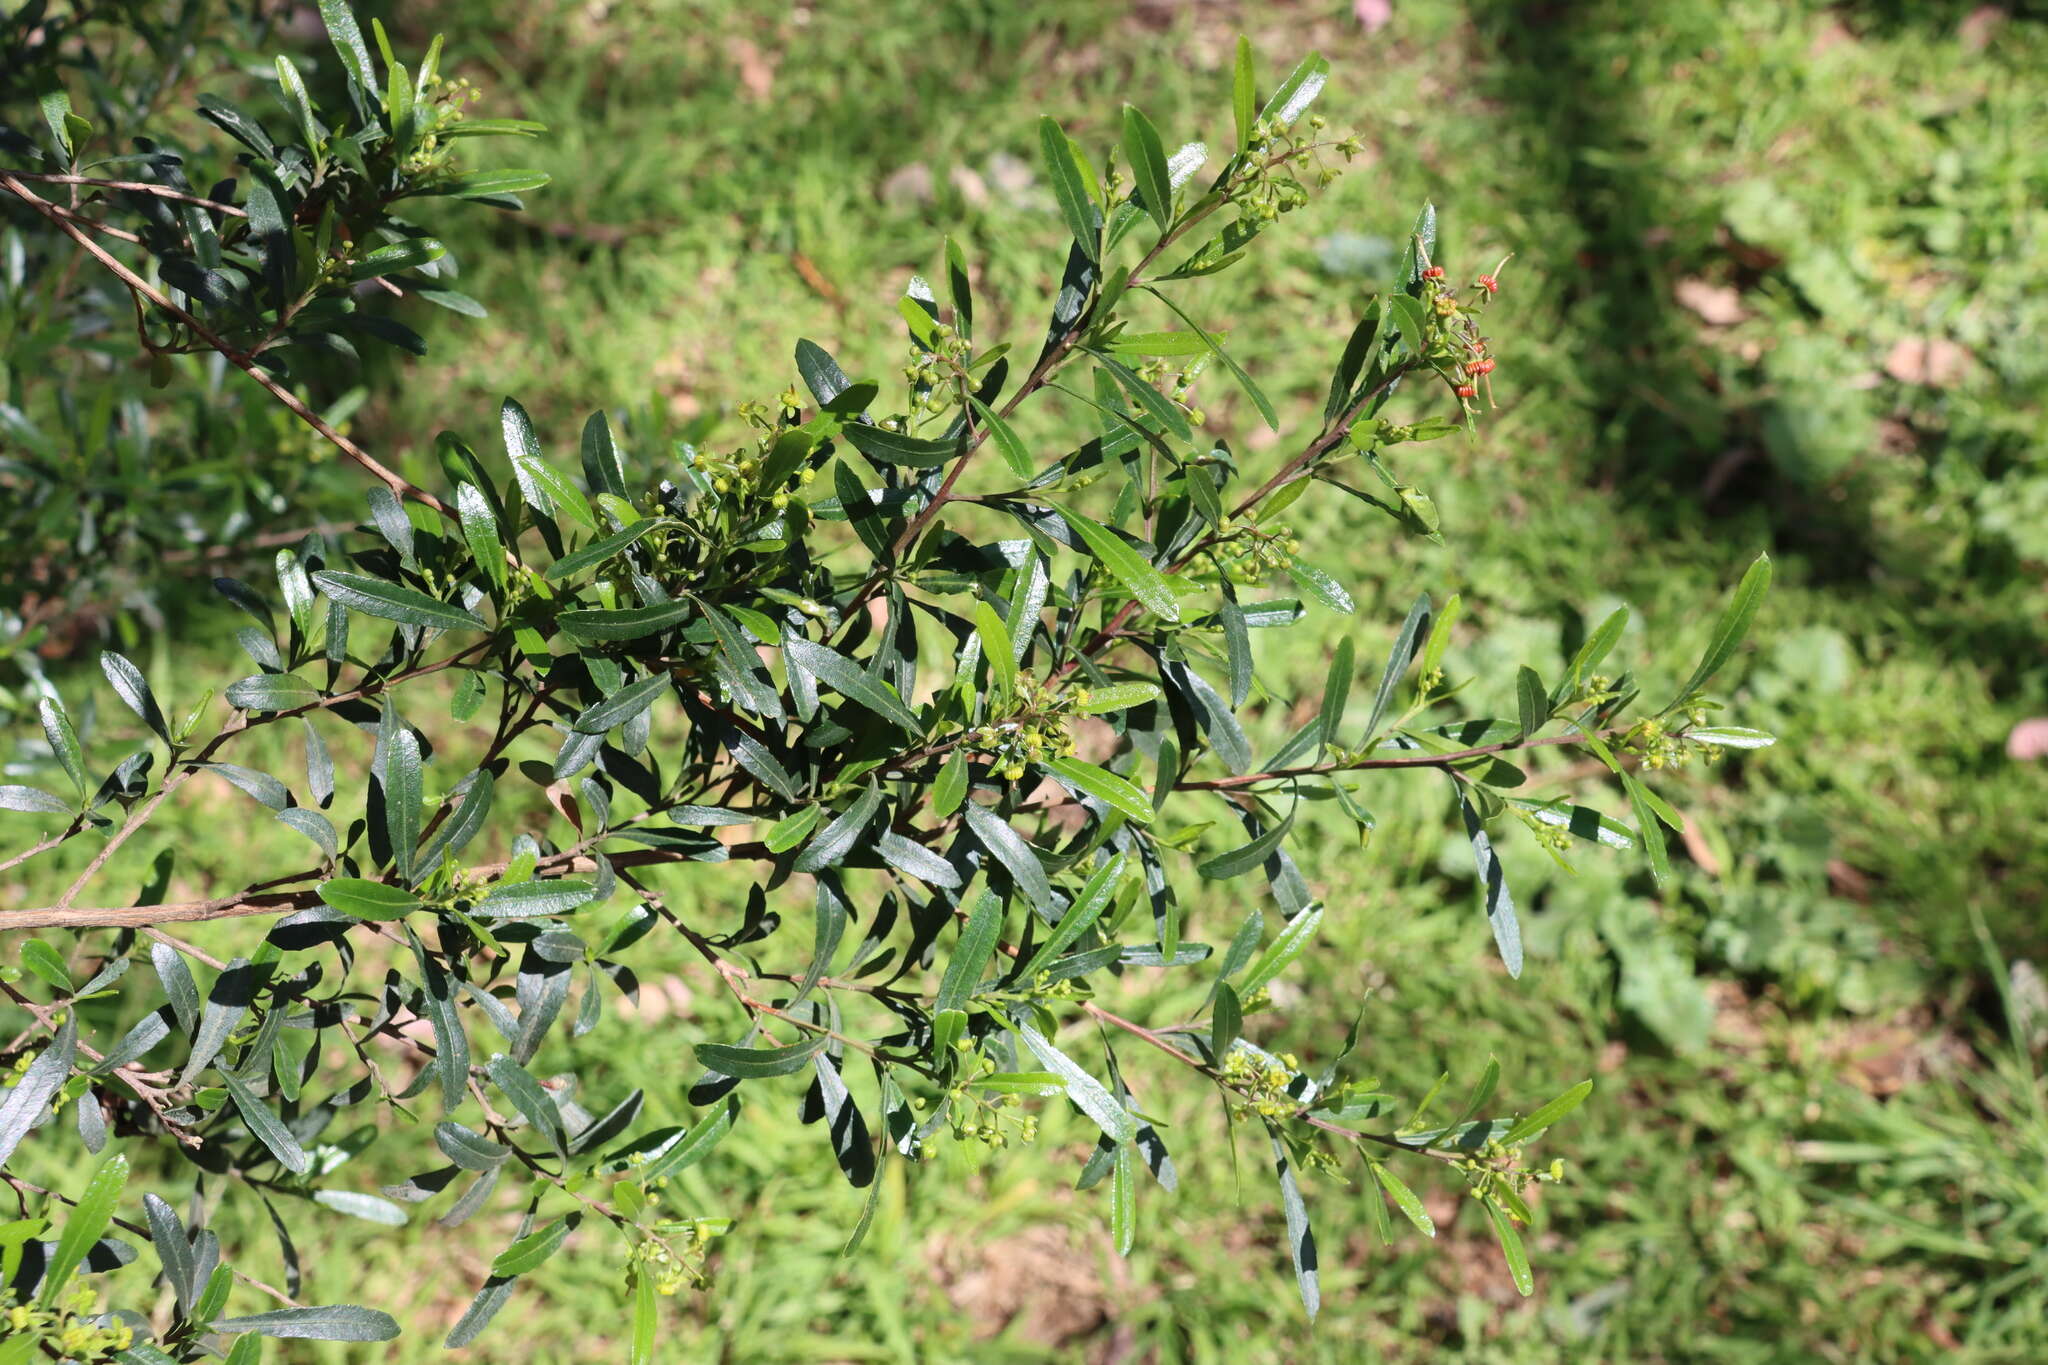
[0,173,448,518]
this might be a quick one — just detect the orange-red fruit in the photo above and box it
[1456,384,1477,397]
[1474,359,1496,374]
[1477,274,1499,293]
[1423,266,1446,279]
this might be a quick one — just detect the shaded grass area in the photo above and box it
[8,0,2048,1360]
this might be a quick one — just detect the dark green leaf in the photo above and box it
[573,673,670,735]
[693,1034,828,1079]
[1039,117,1100,258]
[100,652,167,740]
[1667,554,1771,710]
[1361,593,1431,747]
[225,674,321,712]
[479,880,597,919]
[491,1215,578,1277]
[1017,1023,1132,1143]
[1457,793,1523,977]
[784,638,920,733]
[318,878,421,919]
[964,802,1053,911]
[1121,104,1174,232]
[213,1305,401,1341]
[223,1071,310,1174]
[1045,756,1153,823]
[935,888,1003,1015]
[313,572,485,633]
[556,601,691,643]
[968,396,1033,480]
[1049,503,1178,622]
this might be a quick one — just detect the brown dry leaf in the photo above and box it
[725,36,776,102]
[1961,5,2005,51]
[1675,278,1750,326]
[1884,337,1973,388]
[2005,717,2048,760]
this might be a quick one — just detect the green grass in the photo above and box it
[8,0,2048,1360]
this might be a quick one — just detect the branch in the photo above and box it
[0,173,451,520]
[1175,726,1630,792]
[1,170,249,215]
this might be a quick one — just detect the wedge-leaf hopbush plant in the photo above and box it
[0,1,547,725]
[0,25,1776,1357]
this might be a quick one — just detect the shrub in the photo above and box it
[0,9,1773,1356]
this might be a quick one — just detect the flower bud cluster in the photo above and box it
[1222,1047,1303,1121]
[1224,116,1356,223]
[630,1222,723,1295]
[3,1287,135,1361]
[1199,519,1301,586]
[1454,1137,1568,1208]
[964,673,1078,782]
[1622,716,1718,771]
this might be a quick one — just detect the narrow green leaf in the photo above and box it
[1039,117,1100,258]
[1373,1162,1435,1238]
[973,601,1018,699]
[457,483,507,594]
[693,1034,829,1079]
[313,572,485,633]
[1143,287,1277,431]
[963,802,1053,911]
[1232,37,1257,148]
[1049,503,1179,622]
[1504,1079,1594,1145]
[225,674,321,712]
[37,1153,125,1307]
[213,1305,400,1341]
[1667,553,1771,710]
[1111,1139,1137,1254]
[39,699,87,798]
[1457,792,1523,977]
[968,396,1033,480]
[639,1094,740,1181]
[100,652,167,740]
[556,601,691,643]
[784,638,920,733]
[223,1070,310,1174]
[1017,854,1125,980]
[1238,903,1322,997]
[573,673,670,734]
[1074,683,1162,714]
[1361,593,1432,747]
[487,1055,567,1158]
[1515,666,1547,740]
[1197,808,1294,881]
[1258,51,1330,126]
[1318,637,1355,756]
[1121,104,1174,231]
[1045,755,1153,823]
[1092,351,1192,441]
[1210,982,1243,1061]
[1016,1024,1133,1144]
[1485,1200,1534,1296]
[1685,727,1776,749]
[932,751,969,818]
[1622,774,1672,886]
[490,1215,578,1277]
[318,878,421,919]
[478,879,597,919]
[934,888,1003,1015]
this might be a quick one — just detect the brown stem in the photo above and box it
[0,173,450,519]
[1,170,250,215]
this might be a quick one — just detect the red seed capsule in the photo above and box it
[1422,266,1446,280]
[1477,274,1498,294]
[1455,384,1477,398]
[1473,358,1496,374]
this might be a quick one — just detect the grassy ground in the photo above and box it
[10,0,2048,1360]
